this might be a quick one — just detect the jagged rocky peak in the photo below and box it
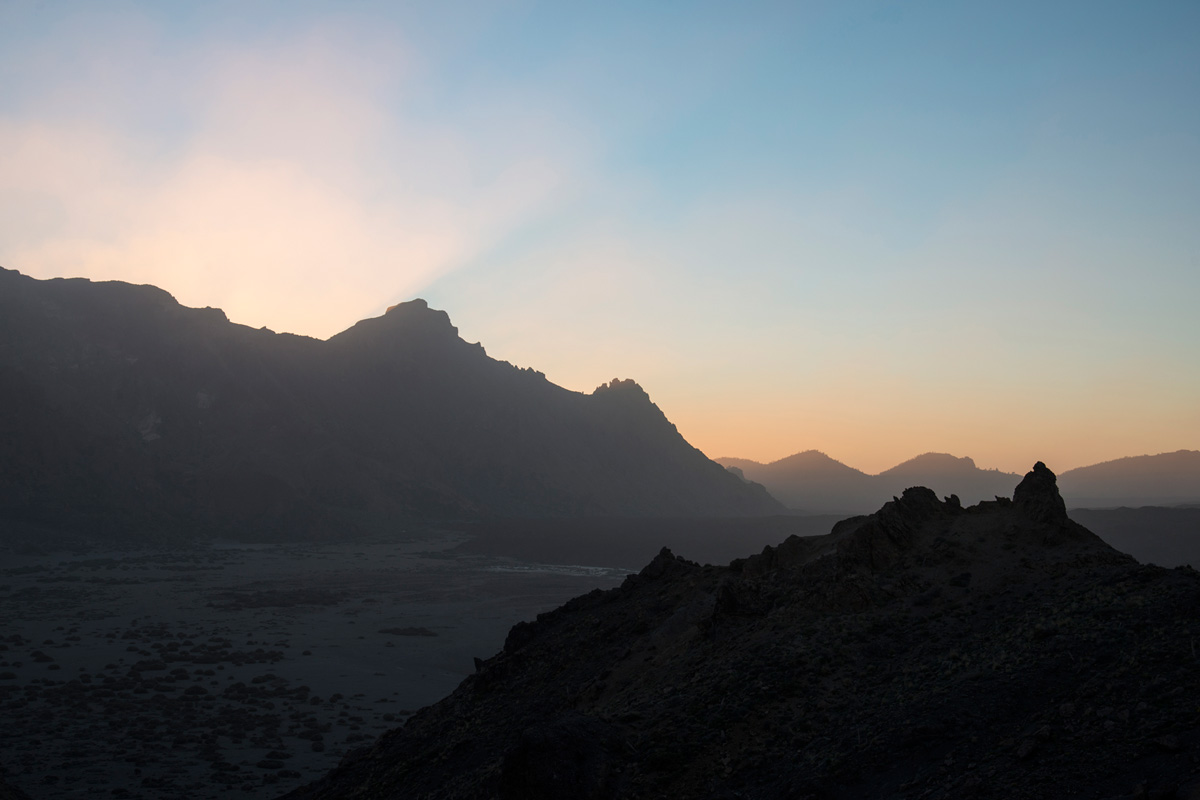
[385,297,428,314]
[381,297,457,333]
[1013,460,1069,524]
[593,377,646,396]
[741,462,1118,582]
[329,297,460,348]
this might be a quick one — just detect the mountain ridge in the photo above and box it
[719,449,1200,514]
[0,267,780,541]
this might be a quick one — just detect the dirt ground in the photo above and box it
[0,533,630,799]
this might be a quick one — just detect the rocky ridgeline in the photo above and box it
[0,268,778,544]
[284,464,1200,799]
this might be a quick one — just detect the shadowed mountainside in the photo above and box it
[281,463,1200,799]
[721,450,1200,514]
[0,268,779,541]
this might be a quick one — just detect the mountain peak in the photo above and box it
[881,452,978,475]
[381,297,452,329]
[592,377,647,397]
[385,298,428,314]
[330,298,459,346]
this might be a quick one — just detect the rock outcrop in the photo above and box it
[282,464,1200,799]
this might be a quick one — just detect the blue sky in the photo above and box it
[1,0,1197,472]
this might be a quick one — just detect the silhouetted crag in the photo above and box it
[0,268,779,541]
[282,464,1200,799]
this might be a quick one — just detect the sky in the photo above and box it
[1,0,1198,475]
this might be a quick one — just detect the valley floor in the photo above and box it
[0,535,629,799]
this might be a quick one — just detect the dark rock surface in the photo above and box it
[282,464,1200,799]
[0,267,779,543]
[0,777,31,800]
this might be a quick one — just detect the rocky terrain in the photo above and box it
[0,267,778,544]
[284,464,1200,799]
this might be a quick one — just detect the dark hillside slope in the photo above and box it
[0,268,778,540]
[283,463,1200,799]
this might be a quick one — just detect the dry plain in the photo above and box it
[0,533,630,799]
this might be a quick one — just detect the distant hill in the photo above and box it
[1058,450,1200,508]
[721,450,874,513]
[877,452,1017,505]
[719,450,1200,514]
[0,267,780,541]
[718,451,1020,514]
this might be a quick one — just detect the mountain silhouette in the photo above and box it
[0,267,779,540]
[721,450,874,513]
[280,463,1200,799]
[1058,450,1200,508]
[720,449,1200,514]
[718,451,1020,514]
[878,452,1018,505]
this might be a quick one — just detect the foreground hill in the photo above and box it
[283,464,1200,799]
[0,268,779,540]
[721,450,1200,514]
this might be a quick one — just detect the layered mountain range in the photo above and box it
[283,464,1200,799]
[720,450,1200,514]
[0,268,779,540]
